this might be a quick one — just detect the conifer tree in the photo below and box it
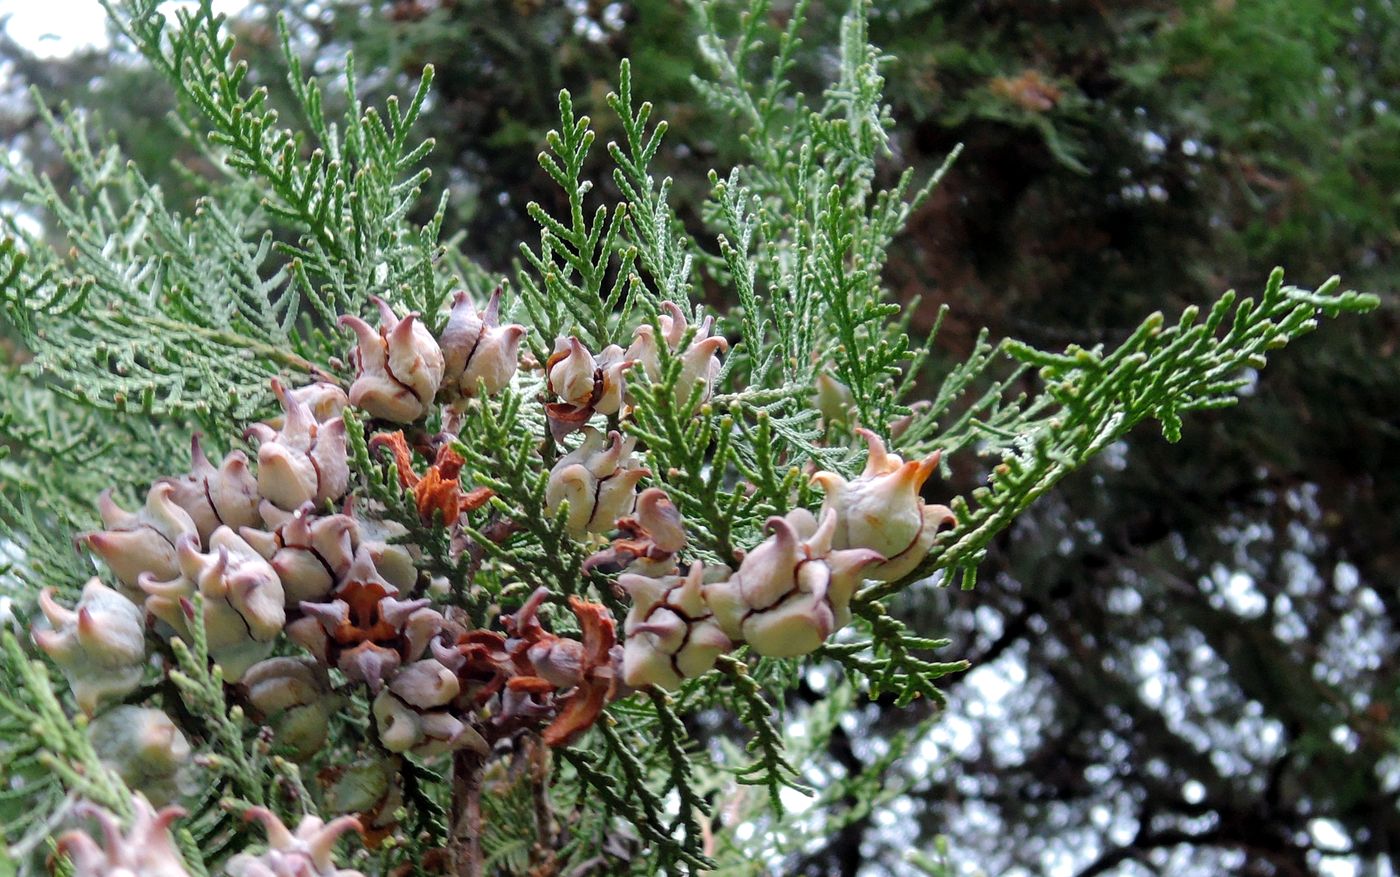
[0,1,1378,875]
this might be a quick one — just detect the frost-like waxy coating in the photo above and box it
[226,808,365,877]
[243,656,338,758]
[241,504,357,605]
[544,428,649,538]
[811,429,956,582]
[158,434,260,543]
[140,528,286,681]
[56,795,192,877]
[626,301,728,411]
[339,297,444,422]
[83,482,199,595]
[706,509,883,657]
[620,564,731,690]
[246,379,350,516]
[439,287,527,400]
[33,579,147,715]
[88,706,194,808]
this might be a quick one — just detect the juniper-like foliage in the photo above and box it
[0,1,1377,875]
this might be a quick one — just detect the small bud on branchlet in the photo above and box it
[545,428,649,539]
[225,808,366,877]
[706,509,883,657]
[56,795,192,877]
[83,483,199,596]
[88,706,194,807]
[33,579,147,715]
[246,379,350,515]
[140,528,286,681]
[811,428,956,582]
[339,297,444,422]
[625,301,728,412]
[439,287,526,400]
[813,371,855,428]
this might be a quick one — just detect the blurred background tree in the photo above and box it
[3,1,1396,874]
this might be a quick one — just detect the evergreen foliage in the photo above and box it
[0,0,1379,874]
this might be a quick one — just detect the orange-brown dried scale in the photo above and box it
[370,431,495,526]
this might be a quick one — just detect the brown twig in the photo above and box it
[449,750,486,877]
[527,737,559,875]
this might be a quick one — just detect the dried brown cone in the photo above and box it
[287,550,444,691]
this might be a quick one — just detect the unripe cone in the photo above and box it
[636,488,687,556]
[813,371,855,428]
[620,563,731,690]
[344,504,419,592]
[811,429,956,582]
[286,382,349,422]
[591,345,632,416]
[546,336,600,408]
[439,287,527,400]
[83,483,199,596]
[545,428,649,539]
[544,337,633,437]
[582,487,687,576]
[241,504,357,605]
[321,754,405,847]
[246,379,350,516]
[140,528,286,681]
[157,434,260,543]
[706,509,883,657]
[88,706,195,807]
[243,656,338,759]
[56,795,192,877]
[626,301,728,411]
[226,808,365,877]
[372,659,488,758]
[33,579,147,715]
[339,297,444,422]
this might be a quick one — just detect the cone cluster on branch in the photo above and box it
[614,428,953,690]
[56,796,366,877]
[33,291,955,869]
